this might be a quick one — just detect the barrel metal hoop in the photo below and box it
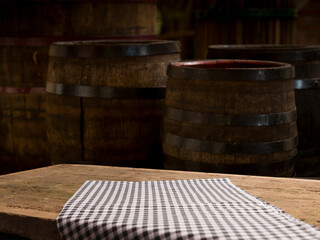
[49,41,181,57]
[46,81,166,99]
[0,35,157,47]
[167,61,294,81]
[164,155,295,176]
[165,107,297,126]
[294,78,320,89]
[163,132,298,154]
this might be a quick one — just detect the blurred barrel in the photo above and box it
[208,45,320,176]
[195,0,298,58]
[46,40,181,168]
[163,59,297,177]
[0,39,49,174]
[0,0,158,38]
[0,0,158,174]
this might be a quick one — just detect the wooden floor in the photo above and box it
[0,164,319,240]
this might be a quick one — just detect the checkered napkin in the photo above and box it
[57,178,320,240]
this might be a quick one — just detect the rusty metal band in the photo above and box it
[46,81,165,99]
[0,35,157,47]
[49,40,181,58]
[294,78,320,89]
[167,61,294,81]
[165,107,297,126]
[0,86,46,94]
[164,155,295,176]
[163,132,298,154]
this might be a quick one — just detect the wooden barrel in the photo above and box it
[207,45,320,176]
[0,0,158,38]
[163,59,297,177]
[46,40,181,168]
[0,39,50,174]
[0,0,158,174]
[195,0,298,58]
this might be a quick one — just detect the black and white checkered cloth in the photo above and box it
[57,178,320,240]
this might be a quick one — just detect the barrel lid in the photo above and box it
[49,40,181,58]
[167,59,294,81]
[207,45,320,62]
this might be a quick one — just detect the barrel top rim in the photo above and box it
[51,39,176,46]
[167,59,294,81]
[49,39,181,57]
[169,59,292,70]
[208,44,320,51]
[207,45,320,61]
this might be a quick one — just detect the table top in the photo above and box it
[0,164,319,240]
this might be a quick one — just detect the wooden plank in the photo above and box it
[0,164,319,240]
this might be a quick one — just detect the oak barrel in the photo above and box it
[0,0,158,174]
[0,0,158,38]
[46,40,181,168]
[207,45,320,176]
[0,41,49,174]
[195,0,297,58]
[163,59,297,176]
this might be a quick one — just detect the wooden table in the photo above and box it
[0,164,319,240]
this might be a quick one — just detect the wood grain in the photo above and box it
[46,42,181,168]
[195,0,297,58]
[0,0,158,174]
[0,164,319,240]
[207,46,320,177]
[163,60,297,176]
[0,45,50,174]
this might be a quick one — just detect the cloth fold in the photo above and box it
[57,178,320,240]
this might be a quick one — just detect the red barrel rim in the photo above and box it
[171,59,291,69]
[167,59,294,81]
